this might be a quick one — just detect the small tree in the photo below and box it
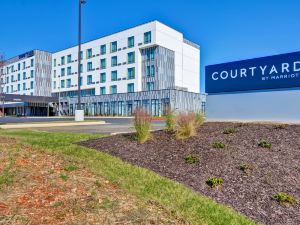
[133,108,152,143]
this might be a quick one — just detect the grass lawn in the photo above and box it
[0,129,257,225]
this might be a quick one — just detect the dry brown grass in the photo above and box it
[0,136,187,225]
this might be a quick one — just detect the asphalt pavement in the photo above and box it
[0,116,165,135]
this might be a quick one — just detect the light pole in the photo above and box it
[75,0,86,121]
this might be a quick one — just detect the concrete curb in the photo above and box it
[0,121,106,129]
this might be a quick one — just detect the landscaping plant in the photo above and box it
[223,127,238,134]
[273,192,297,205]
[206,177,224,188]
[175,112,196,139]
[165,108,176,132]
[194,111,205,127]
[239,164,254,176]
[184,154,199,164]
[258,140,271,148]
[212,141,225,149]
[133,108,152,144]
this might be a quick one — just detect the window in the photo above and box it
[6,77,9,84]
[100,59,106,69]
[53,70,56,78]
[144,31,151,44]
[151,65,155,76]
[53,59,56,67]
[61,56,65,65]
[23,83,26,90]
[31,59,34,67]
[127,67,135,79]
[61,80,65,88]
[147,82,154,91]
[87,75,93,85]
[23,62,26,69]
[67,54,72,63]
[127,83,134,93]
[23,72,26,80]
[110,41,117,53]
[11,65,14,72]
[53,81,56,89]
[80,51,83,60]
[30,70,34,78]
[146,66,150,77]
[18,73,20,81]
[110,85,117,94]
[100,72,106,83]
[6,86,9,93]
[100,44,106,55]
[150,48,155,60]
[127,52,135,64]
[10,85,13,93]
[61,68,65,76]
[67,66,72,75]
[18,63,20,71]
[87,62,93,71]
[111,56,117,67]
[11,75,14,83]
[80,76,83,86]
[128,36,134,48]
[80,64,83,73]
[18,84,20,91]
[111,71,117,81]
[30,81,34,89]
[100,87,106,95]
[87,48,92,59]
[67,79,71,88]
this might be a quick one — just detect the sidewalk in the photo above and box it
[0,121,106,129]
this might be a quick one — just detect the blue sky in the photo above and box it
[1,0,300,92]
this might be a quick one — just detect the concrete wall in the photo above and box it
[206,89,300,123]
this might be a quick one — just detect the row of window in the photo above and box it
[53,31,151,66]
[1,70,35,84]
[2,59,34,75]
[3,81,34,93]
[53,52,135,77]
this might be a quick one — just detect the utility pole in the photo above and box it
[0,53,5,117]
[75,0,86,121]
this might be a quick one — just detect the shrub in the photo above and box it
[194,111,205,127]
[212,141,225,149]
[273,124,287,129]
[60,174,69,181]
[206,177,224,188]
[223,128,238,134]
[165,108,176,132]
[184,154,199,164]
[273,192,297,205]
[258,140,271,148]
[239,164,254,175]
[133,108,152,144]
[176,112,196,139]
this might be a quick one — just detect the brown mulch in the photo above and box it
[0,137,187,225]
[79,122,300,225]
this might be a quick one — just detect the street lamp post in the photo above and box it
[75,0,86,121]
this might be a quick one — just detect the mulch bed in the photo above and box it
[78,122,300,225]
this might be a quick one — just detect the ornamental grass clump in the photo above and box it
[258,140,272,149]
[194,111,205,127]
[184,154,199,164]
[175,112,196,139]
[133,108,152,144]
[165,108,176,132]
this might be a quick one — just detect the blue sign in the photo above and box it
[205,51,300,93]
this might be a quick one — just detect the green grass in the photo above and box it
[0,129,257,225]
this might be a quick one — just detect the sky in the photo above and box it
[1,0,300,92]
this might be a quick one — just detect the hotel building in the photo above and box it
[52,21,204,116]
[0,21,204,117]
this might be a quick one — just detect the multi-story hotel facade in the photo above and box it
[53,21,204,116]
[0,21,204,117]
